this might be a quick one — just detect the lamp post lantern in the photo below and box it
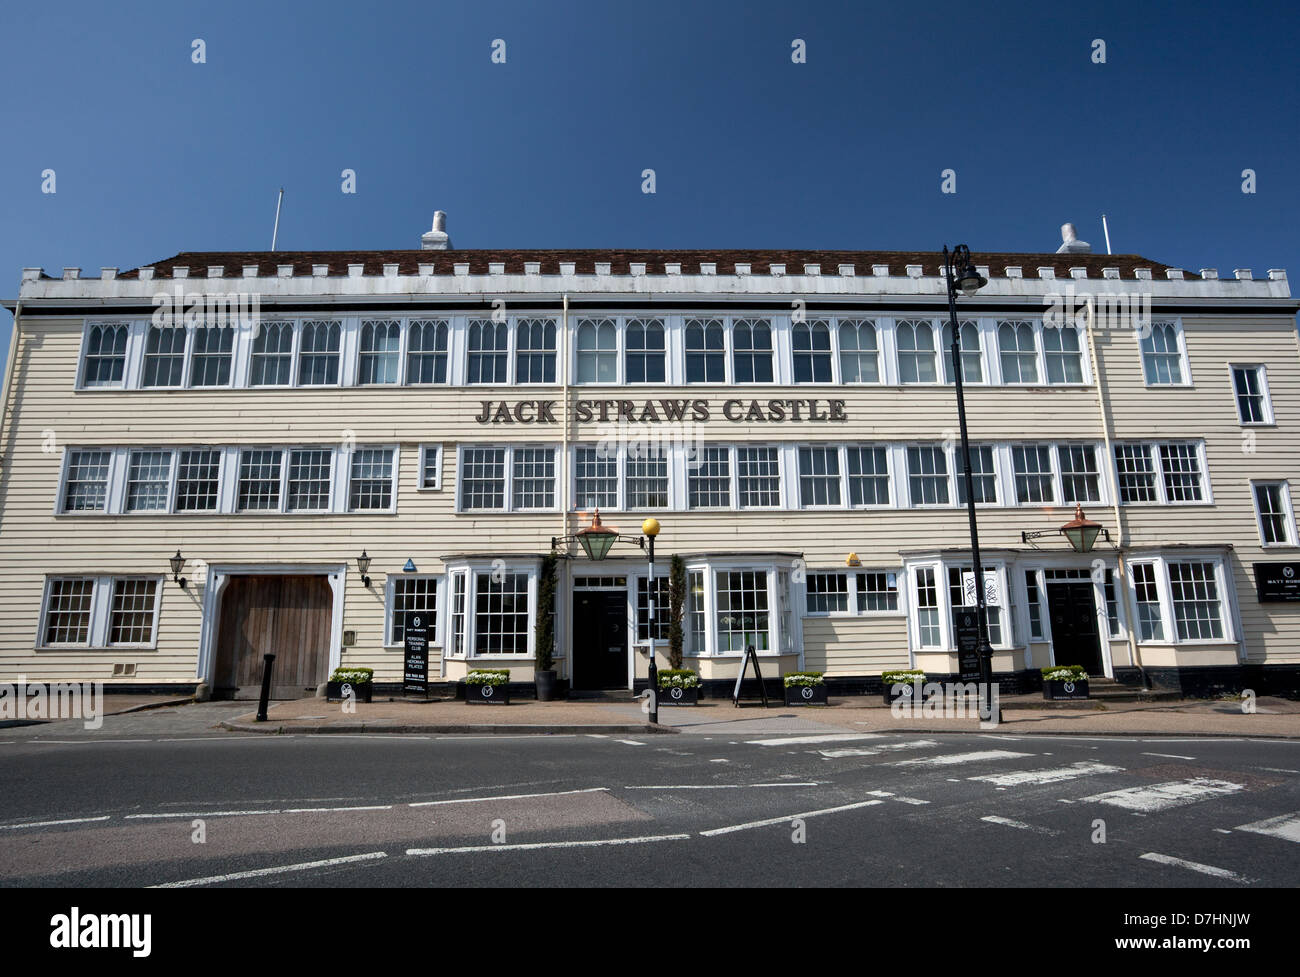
[943,244,995,706]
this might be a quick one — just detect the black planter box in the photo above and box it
[883,681,928,705]
[1043,678,1090,701]
[326,681,373,703]
[785,684,828,706]
[658,685,698,706]
[467,683,509,704]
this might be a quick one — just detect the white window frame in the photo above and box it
[1251,479,1298,547]
[834,316,884,385]
[345,445,400,514]
[1137,319,1192,387]
[994,318,1044,386]
[77,320,134,390]
[893,318,943,385]
[802,570,852,617]
[1229,363,1274,426]
[1124,553,1236,647]
[384,573,445,649]
[419,444,443,490]
[36,574,164,650]
[441,559,538,660]
[456,444,559,513]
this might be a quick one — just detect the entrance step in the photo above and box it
[567,689,637,702]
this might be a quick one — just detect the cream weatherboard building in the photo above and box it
[2,219,1298,698]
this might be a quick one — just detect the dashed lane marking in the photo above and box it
[282,805,393,814]
[408,834,690,856]
[893,750,1033,767]
[1142,752,1196,760]
[615,739,646,747]
[1139,852,1254,884]
[980,816,1059,836]
[150,851,389,888]
[969,761,1123,787]
[1234,812,1300,844]
[699,799,885,836]
[0,816,112,830]
[1082,779,1245,813]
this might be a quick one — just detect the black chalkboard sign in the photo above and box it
[404,614,430,696]
[732,644,769,707]
[953,608,982,683]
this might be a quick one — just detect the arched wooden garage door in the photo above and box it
[214,575,333,698]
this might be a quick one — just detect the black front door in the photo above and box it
[572,591,628,690]
[1046,581,1104,675]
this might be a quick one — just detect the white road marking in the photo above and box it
[150,851,389,888]
[969,761,1122,787]
[408,834,690,856]
[1234,812,1300,844]
[700,799,884,836]
[0,815,112,830]
[408,787,609,807]
[32,739,154,744]
[709,759,730,763]
[1257,767,1300,775]
[866,790,929,805]
[126,809,281,819]
[1142,752,1196,760]
[893,750,1033,767]
[1139,852,1254,883]
[1083,778,1245,812]
[281,805,393,814]
[615,739,645,747]
[816,739,939,759]
[1214,828,1232,834]
[980,816,1058,835]
[623,783,817,791]
[745,733,883,747]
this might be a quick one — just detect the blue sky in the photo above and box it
[2,0,1296,366]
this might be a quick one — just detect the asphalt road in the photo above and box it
[0,716,1297,888]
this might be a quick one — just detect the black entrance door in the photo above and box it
[572,591,628,690]
[1046,581,1104,675]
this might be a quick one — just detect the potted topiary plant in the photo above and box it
[534,553,559,701]
[657,668,700,705]
[1042,664,1090,700]
[326,667,374,703]
[656,555,699,704]
[466,668,510,704]
[882,669,927,705]
[783,671,828,706]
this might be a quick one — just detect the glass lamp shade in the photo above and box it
[958,267,987,295]
[576,509,618,560]
[357,550,372,575]
[1061,505,1103,553]
[169,550,185,575]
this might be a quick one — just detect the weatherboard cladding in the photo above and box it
[105,249,1187,281]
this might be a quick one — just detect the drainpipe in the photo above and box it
[1085,296,1147,689]
[560,293,571,682]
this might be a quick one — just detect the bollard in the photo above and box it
[255,653,275,722]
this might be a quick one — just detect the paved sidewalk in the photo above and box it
[217,693,1300,738]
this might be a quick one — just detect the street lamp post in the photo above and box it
[943,245,994,701]
[642,518,661,725]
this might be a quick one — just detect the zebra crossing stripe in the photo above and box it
[745,733,884,747]
[893,750,1033,767]
[969,761,1122,787]
[817,739,938,759]
[1082,778,1244,812]
[1233,812,1300,844]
